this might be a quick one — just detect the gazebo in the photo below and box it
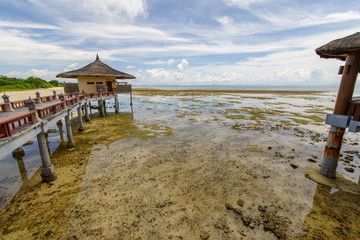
[56,55,135,93]
[315,32,360,178]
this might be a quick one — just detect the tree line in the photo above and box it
[0,75,63,91]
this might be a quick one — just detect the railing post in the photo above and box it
[84,99,91,122]
[37,129,57,182]
[2,93,14,112]
[65,113,75,148]
[53,90,57,100]
[77,103,84,132]
[35,91,42,104]
[25,97,41,122]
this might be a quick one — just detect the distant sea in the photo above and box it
[132,85,346,92]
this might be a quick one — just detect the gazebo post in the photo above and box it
[320,52,360,177]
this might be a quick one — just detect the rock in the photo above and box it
[23,140,34,146]
[233,208,242,216]
[237,199,244,207]
[47,129,57,133]
[241,216,251,226]
[263,221,276,231]
[258,205,267,212]
[12,147,25,158]
[344,167,354,173]
[214,222,230,233]
[343,150,359,154]
[156,200,172,208]
[307,158,317,163]
[290,163,298,169]
[225,203,234,210]
[200,231,209,240]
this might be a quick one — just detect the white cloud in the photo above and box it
[168,58,174,65]
[5,69,59,80]
[177,59,189,72]
[222,0,269,9]
[63,63,78,72]
[27,0,148,21]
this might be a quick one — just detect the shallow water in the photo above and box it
[0,90,359,239]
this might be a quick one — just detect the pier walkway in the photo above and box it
[0,91,120,182]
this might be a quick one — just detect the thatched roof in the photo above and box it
[315,32,360,60]
[56,55,136,79]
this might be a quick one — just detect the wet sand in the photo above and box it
[0,89,359,239]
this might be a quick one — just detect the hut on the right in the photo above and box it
[315,32,360,178]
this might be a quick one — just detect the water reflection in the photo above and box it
[302,183,360,239]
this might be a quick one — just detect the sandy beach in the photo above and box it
[0,87,64,103]
[0,89,359,239]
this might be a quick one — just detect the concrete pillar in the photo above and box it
[115,94,119,113]
[103,100,107,114]
[321,52,360,178]
[84,99,91,122]
[12,148,28,183]
[57,120,64,143]
[65,114,75,148]
[98,99,105,117]
[37,132,57,182]
[130,92,133,106]
[89,101,92,114]
[77,103,85,132]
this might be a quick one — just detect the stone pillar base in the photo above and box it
[41,164,57,182]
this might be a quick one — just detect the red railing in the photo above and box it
[0,111,36,138]
[11,100,27,109]
[37,102,65,119]
[0,91,117,138]
[1,104,7,112]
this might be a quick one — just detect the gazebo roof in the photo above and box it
[315,32,360,61]
[56,55,136,79]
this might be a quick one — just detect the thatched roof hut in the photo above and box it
[56,55,135,79]
[315,32,360,60]
[56,55,135,93]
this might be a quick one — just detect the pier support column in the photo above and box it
[84,99,91,122]
[65,114,75,148]
[115,94,119,113]
[130,92,133,106]
[103,100,107,114]
[77,103,85,132]
[37,132,57,182]
[98,99,105,117]
[12,148,28,183]
[321,52,360,178]
[57,120,64,143]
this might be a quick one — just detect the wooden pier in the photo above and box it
[0,90,122,182]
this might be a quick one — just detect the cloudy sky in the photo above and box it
[0,0,359,87]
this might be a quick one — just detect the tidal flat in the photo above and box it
[0,89,359,239]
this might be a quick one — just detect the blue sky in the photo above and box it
[0,0,359,86]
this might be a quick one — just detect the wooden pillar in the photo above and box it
[65,114,75,148]
[37,132,57,182]
[84,99,91,122]
[115,94,119,113]
[77,103,84,132]
[321,52,360,178]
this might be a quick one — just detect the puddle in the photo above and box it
[0,90,359,239]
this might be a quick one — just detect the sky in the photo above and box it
[0,0,360,87]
